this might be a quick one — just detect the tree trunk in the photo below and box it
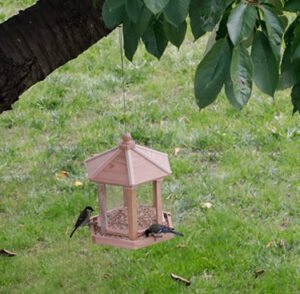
[0,0,112,114]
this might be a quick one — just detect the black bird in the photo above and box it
[70,206,94,238]
[144,224,184,237]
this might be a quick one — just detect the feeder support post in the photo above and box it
[153,179,163,224]
[124,186,138,240]
[123,189,128,207]
[99,184,107,234]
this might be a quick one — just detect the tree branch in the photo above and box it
[0,0,112,114]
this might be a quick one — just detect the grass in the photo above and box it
[1,1,300,293]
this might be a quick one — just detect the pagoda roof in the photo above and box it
[85,133,171,186]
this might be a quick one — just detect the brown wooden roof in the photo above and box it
[85,133,171,186]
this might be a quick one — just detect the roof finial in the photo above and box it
[122,132,132,143]
[120,133,135,149]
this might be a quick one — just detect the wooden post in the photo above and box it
[99,184,107,234]
[153,180,163,224]
[124,187,138,240]
[123,189,128,207]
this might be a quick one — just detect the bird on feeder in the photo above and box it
[70,206,94,238]
[144,224,184,238]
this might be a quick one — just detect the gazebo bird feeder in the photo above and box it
[85,133,174,249]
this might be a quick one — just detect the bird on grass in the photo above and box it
[144,224,184,238]
[70,206,94,238]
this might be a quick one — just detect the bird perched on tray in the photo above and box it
[70,206,94,238]
[144,224,184,237]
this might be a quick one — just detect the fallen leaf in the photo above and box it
[0,249,16,257]
[102,272,113,281]
[201,271,213,280]
[179,116,187,123]
[254,268,265,278]
[201,202,213,209]
[170,273,191,286]
[279,220,289,231]
[56,170,69,180]
[160,120,168,127]
[279,239,287,249]
[80,248,88,256]
[74,180,83,186]
[174,148,181,156]
[266,240,275,248]
[176,243,186,248]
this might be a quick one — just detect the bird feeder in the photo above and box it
[85,133,174,249]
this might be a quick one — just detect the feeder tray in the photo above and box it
[85,133,174,249]
[89,208,174,249]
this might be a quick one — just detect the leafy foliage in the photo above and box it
[260,4,285,62]
[291,82,300,114]
[284,0,300,12]
[251,31,279,97]
[226,44,253,109]
[194,39,231,109]
[227,3,257,45]
[102,0,300,113]
[280,16,300,92]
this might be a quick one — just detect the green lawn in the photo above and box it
[1,2,300,293]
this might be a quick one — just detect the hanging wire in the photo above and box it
[118,26,127,132]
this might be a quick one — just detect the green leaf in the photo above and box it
[251,31,279,97]
[92,0,102,8]
[227,3,257,45]
[125,0,143,23]
[242,32,255,48]
[189,0,224,39]
[284,0,300,12]
[189,1,205,40]
[283,16,300,46]
[163,20,187,48]
[260,4,284,61]
[280,45,300,89]
[216,6,231,40]
[225,75,240,110]
[194,38,231,109]
[142,19,168,59]
[291,25,300,61]
[262,0,283,14]
[106,0,125,9]
[123,19,140,61]
[280,20,300,89]
[291,82,300,114]
[102,1,125,29]
[224,0,234,8]
[228,44,253,109]
[136,5,153,36]
[163,0,190,27]
[204,26,218,56]
[279,15,289,30]
[144,0,169,14]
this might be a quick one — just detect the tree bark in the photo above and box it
[0,0,112,114]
